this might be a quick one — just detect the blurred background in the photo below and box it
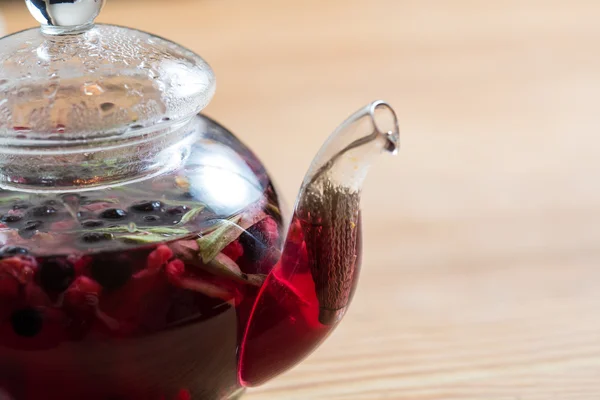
[2,0,600,398]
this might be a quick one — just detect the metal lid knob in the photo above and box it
[25,0,106,34]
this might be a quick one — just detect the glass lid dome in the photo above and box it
[0,0,216,145]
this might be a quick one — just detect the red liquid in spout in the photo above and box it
[239,214,362,386]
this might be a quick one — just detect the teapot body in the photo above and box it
[0,115,297,400]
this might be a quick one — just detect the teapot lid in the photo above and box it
[0,0,215,144]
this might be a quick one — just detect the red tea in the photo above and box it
[0,173,284,399]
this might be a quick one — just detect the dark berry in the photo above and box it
[143,215,160,222]
[80,232,114,243]
[81,219,104,228]
[18,221,43,239]
[166,206,188,215]
[130,200,163,213]
[99,208,128,220]
[239,218,280,262]
[1,214,22,223]
[11,308,43,337]
[239,229,269,262]
[23,220,42,230]
[0,246,29,258]
[38,258,75,293]
[28,205,58,218]
[12,201,32,210]
[90,255,133,290]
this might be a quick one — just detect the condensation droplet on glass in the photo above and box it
[100,102,115,112]
[44,84,59,98]
[127,222,137,233]
[83,82,104,96]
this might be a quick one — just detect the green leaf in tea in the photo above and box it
[196,215,243,264]
[178,206,205,225]
[120,234,171,244]
[197,209,268,264]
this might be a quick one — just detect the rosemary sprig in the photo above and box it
[0,195,27,205]
[196,215,242,264]
[196,208,268,264]
[120,234,175,244]
[170,240,266,287]
[177,205,205,225]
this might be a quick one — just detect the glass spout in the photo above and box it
[295,100,399,324]
[301,100,399,195]
[239,101,399,386]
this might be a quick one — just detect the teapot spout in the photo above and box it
[239,101,399,386]
[292,100,399,325]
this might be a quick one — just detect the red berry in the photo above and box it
[64,276,102,315]
[147,245,173,272]
[70,255,92,276]
[176,389,191,400]
[0,276,19,299]
[257,217,279,246]
[222,240,244,261]
[165,259,185,285]
[0,256,38,284]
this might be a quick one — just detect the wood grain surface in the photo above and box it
[3,0,600,398]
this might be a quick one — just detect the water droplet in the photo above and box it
[83,82,104,96]
[127,222,137,233]
[100,102,115,112]
[44,83,59,98]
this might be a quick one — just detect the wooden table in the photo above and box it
[3,0,600,398]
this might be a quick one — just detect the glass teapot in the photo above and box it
[0,1,399,399]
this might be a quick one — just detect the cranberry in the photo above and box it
[10,308,43,337]
[176,389,192,400]
[222,240,244,262]
[146,245,173,272]
[64,276,102,315]
[165,259,185,285]
[38,258,75,293]
[130,200,163,213]
[99,208,128,220]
